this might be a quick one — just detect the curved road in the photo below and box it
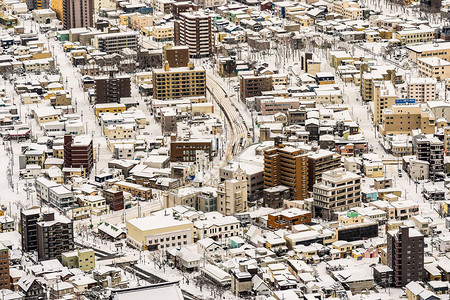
[206,74,249,162]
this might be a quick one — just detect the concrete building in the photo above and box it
[313,168,362,220]
[267,208,312,230]
[64,134,94,174]
[307,149,341,192]
[170,139,212,162]
[263,185,291,209]
[217,168,247,215]
[58,0,94,29]
[418,57,450,80]
[61,249,95,271]
[163,43,189,67]
[37,212,74,260]
[239,74,273,100]
[163,187,217,212]
[413,133,444,181]
[0,242,10,289]
[220,162,264,204]
[263,140,309,200]
[407,42,450,63]
[126,214,194,250]
[32,9,56,23]
[387,226,424,287]
[394,28,436,45]
[380,105,436,136]
[174,12,213,57]
[373,81,397,124]
[95,75,131,104]
[152,62,206,100]
[20,207,43,253]
[407,78,437,102]
[93,32,139,54]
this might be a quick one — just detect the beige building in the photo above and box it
[407,78,437,102]
[104,123,135,140]
[313,168,362,220]
[380,104,436,136]
[126,214,194,250]
[332,0,363,20]
[61,249,95,271]
[152,62,206,99]
[373,80,397,124]
[217,168,247,216]
[418,57,450,80]
[406,42,450,63]
[394,28,435,45]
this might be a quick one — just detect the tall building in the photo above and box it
[64,134,94,174]
[407,78,437,102]
[37,212,74,260]
[0,242,9,289]
[20,207,42,253]
[373,80,397,124]
[313,168,362,220]
[162,43,189,68]
[413,133,444,181]
[152,62,206,99]
[263,140,309,200]
[387,225,424,287]
[174,11,213,57]
[217,167,247,215]
[55,0,94,30]
[94,74,131,104]
[239,73,273,100]
[307,149,341,192]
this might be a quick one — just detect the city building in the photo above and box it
[36,212,74,260]
[307,149,341,192]
[0,242,9,289]
[61,249,95,271]
[406,42,450,63]
[64,134,94,175]
[418,57,450,80]
[94,75,131,104]
[239,73,273,100]
[170,139,212,162]
[152,62,206,99]
[217,168,247,215]
[380,105,436,136]
[174,12,213,57]
[373,81,397,124]
[413,133,444,181]
[387,226,424,287]
[162,43,189,67]
[126,214,194,250]
[313,168,362,220]
[103,189,124,211]
[59,0,94,29]
[267,208,312,230]
[20,207,43,253]
[263,140,309,200]
[393,28,436,45]
[93,32,139,54]
[407,78,437,102]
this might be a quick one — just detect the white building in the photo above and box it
[193,212,240,245]
[407,78,437,103]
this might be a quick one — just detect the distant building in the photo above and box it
[387,226,424,287]
[170,139,212,162]
[20,207,42,253]
[217,168,247,215]
[93,32,139,54]
[174,11,213,57]
[407,78,437,103]
[37,212,74,260]
[0,242,9,289]
[64,134,94,175]
[61,249,95,271]
[162,43,189,68]
[94,75,131,104]
[57,0,94,29]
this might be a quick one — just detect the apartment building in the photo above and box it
[217,168,247,216]
[126,214,194,250]
[387,226,424,287]
[94,103,126,118]
[193,213,240,245]
[220,162,264,203]
[361,66,398,102]
[239,74,273,100]
[93,32,139,54]
[37,212,74,261]
[57,0,94,29]
[313,168,362,220]
[162,43,189,67]
[332,0,363,20]
[373,81,397,124]
[104,123,135,140]
[95,75,131,104]
[307,149,341,192]
[263,140,308,200]
[393,28,436,45]
[20,207,43,253]
[407,42,450,63]
[260,98,300,115]
[61,249,95,271]
[418,57,450,80]
[103,189,124,211]
[152,63,206,99]
[380,105,436,136]
[407,78,437,102]
[64,134,94,174]
[413,134,444,181]
[113,181,151,200]
[174,12,213,57]
[170,139,212,162]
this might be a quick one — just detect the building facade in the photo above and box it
[174,12,213,57]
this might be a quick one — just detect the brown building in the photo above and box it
[103,189,124,211]
[267,208,312,230]
[172,1,198,18]
[239,73,273,100]
[64,134,94,174]
[161,109,177,134]
[94,74,131,104]
[170,139,212,162]
[62,0,94,30]
[174,11,213,58]
[163,43,189,68]
[36,212,74,261]
[0,242,9,289]
[263,185,290,209]
[20,207,42,253]
[152,62,206,99]
[263,140,309,200]
[307,149,341,191]
[387,225,424,287]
